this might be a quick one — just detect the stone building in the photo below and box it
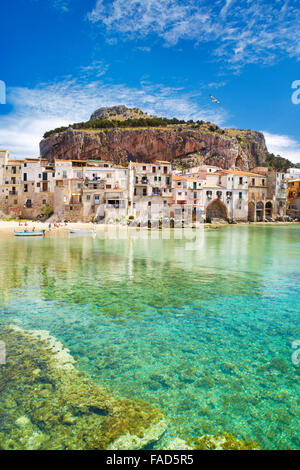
[0,159,23,217]
[128,161,173,223]
[250,168,287,219]
[20,159,56,219]
[0,150,9,186]
[287,179,300,218]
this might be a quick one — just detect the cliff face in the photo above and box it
[40,126,268,171]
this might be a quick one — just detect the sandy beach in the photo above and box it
[0,219,299,236]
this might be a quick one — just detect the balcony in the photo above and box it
[5,180,21,185]
[106,202,125,209]
[135,178,148,185]
[84,178,105,190]
[9,191,18,196]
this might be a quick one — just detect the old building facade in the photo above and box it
[0,150,289,223]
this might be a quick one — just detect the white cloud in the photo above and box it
[0,77,226,158]
[263,131,300,163]
[87,0,300,69]
[53,0,71,12]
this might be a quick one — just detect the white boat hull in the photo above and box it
[14,230,45,237]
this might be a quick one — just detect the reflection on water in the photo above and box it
[0,225,300,449]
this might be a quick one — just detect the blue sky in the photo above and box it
[0,0,299,162]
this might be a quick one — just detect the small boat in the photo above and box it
[69,228,96,235]
[14,230,45,237]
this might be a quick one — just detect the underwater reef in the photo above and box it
[0,325,166,450]
[0,324,266,450]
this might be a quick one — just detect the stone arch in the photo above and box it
[256,201,264,222]
[206,199,228,222]
[248,201,256,222]
[265,201,273,218]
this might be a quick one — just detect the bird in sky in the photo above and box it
[209,95,221,104]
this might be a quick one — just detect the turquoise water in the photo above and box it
[0,225,299,449]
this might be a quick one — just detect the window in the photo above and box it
[26,199,32,208]
[52,172,55,177]
[63,171,67,178]
[143,166,146,171]
[262,179,265,186]
[136,176,138,184]
[38,174,41,179]
[239,192,243,199]
[24,163,27,168]
[159,177,161,181]
[76,172,82,178]
[42,172,48,181]
[42,200,46,205]
[148,201,151,206]
[152,167,156,173]
[252,178,255,186]
[166,177,170,185]
[239,177,243,185]
[154,176,157,181]
[24,184,28,193]
[206,191,212,198]
[87,195,91,201]
[143,188,147,196]
[194,192,197,199]
[193,182,197,190]
[14,200,17,205]
[77,183,81,189]
[23,173,27,182]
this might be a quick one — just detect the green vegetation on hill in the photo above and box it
[263,153,294,171]
[43,117,207,139]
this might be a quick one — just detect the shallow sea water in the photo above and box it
[0,225,299,449]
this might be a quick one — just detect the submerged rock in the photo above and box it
[191,433,260,450]
[0,325,166,450]
[107,419,167,450]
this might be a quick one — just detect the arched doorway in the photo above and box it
[248,201,255,222]
[256,201,264,222]
[206,199,228,222]
[265,201,273,218]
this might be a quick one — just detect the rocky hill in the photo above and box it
[40,108,269,170]
[90,105,154,121]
